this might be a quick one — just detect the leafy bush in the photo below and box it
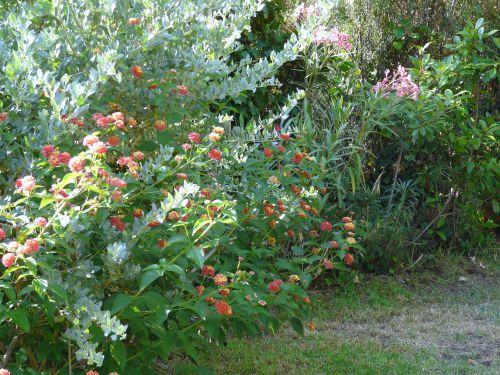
[0,0,323,190]
[289,11,498,271]
[0,1,364,373]
[349,18,498,270]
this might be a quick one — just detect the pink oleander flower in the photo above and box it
[111,190,122,201]
[21,238,40,255]
[201,265,215,277]
[70,117,85,127]
[182,143,192,150]
[128,17,140,25]
[0,112,8,122]
[2,253,15,268]
[268,279,283,293]
[107,135,120,147]
[280,133,291,141]
[212,126,225,135]
[312,27,351,50]
[373,65,420,100]
[131,65,142,78]
[154,120,167,131]
[263,148,273,158]
[15,176,36,194]
[188,132,201,144]
[110,111,125,122]
[117,156,132,167]
[69,156,86,172]
[320,221,332,232]
[48,151,61,167]
[213,274,227,286]
[195,285,205,296]
[90,141,107,154]
[214,299,233,316]
[6,241,19,253]
[127,160,139,173]
[92,113,104,121]
[293,3,319,21]
[96,116,111,129]
[133,151,144,160]
[0,228,5,240]
[108,177,127,188]
[98,169,110,178]
[127,117,137,127]
[33,217,48,227]
[344,253,354,266]
[208,132,221,142]
[109,216,126,232]
[175,85,188,95]
[82,135,99,147]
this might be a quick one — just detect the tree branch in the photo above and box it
[1,335,19,368]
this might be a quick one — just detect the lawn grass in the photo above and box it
[193,255,500,375]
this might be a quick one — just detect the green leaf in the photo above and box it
[110,294,133,314]
[157,131,170,145]
[58,172,77,189]
[48,284,69,302]
[492,199,499,213]
[193,218,211,235]
[11,309,30,332]
[166,112,183,124]
[187,247,205,268]
[138,140,157,152]
[165,264,185,276]
[289,317,304,337]
[95,208,109,227]
[139,265,164,292]
[392,41,403,50]
[111,341,127,370]
[39,196,55,209]
[0,282,16,302]
[436,231,446,240]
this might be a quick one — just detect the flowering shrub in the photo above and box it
[0,103,363,372]
[0,1,364,363]
[0,0,336,191]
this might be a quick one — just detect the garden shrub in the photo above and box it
[0,1,364,373]
[350,18,499,270]
[0,103,362,373]
[289,11,498,272]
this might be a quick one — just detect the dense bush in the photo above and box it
[290,9,498,271]
[0,1,364,373]
[362,18,498,263]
